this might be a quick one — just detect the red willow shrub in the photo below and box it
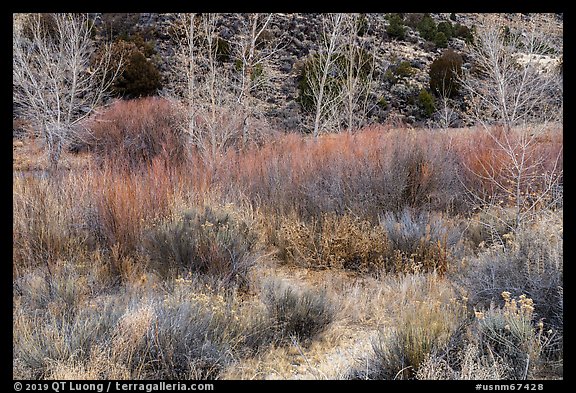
[83,97,189,168]
[454,125,563,211]
[217,126,469,221]
[82,159,179,259]
[214,125,561,223]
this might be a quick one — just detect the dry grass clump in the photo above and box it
[276,213,390,272]
[351,295,468,380]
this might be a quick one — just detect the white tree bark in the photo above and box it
[13,13,120,171]
[340,14,378,134]
[308,13,344,138]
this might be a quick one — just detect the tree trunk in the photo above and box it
[46,132,63,173]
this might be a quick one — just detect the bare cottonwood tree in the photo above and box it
[232,13,284,147]
[168,13,237,163]
[168,13,281,162]
[461,15,562,133]
[168,13,198,144]
[460,14,563,233]
[339,14,377,134]
[13,13,120,171]
[433,76,459,130]
[306,13,345,138]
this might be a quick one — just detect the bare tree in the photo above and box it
[167,13,198,144]
[232,13,284,147]
[433,75,459,130]
[13,13,120,171]
[459,14,563,233]
[306,13,345,138]
[340,14,377,134]
[168,13,236,163]
[168,13,282,163]
[461,15,562,133]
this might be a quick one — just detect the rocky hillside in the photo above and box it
[88,13,563,131]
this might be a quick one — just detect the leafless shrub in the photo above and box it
[276,213,390,272]
[84,97,189,168]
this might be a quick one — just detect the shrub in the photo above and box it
[415,342,507,380]
[417,14,437,41]
[114,49,162,98]
[227,127,470,222]
[456,217,563,332]
[463,207,518,250]
[454,23,474,44]
[378,96,388,110]
[437,21,454,40]
[386,13,406,40]
[235,59,264,82]
[78,161,179,265]
[13,176,84,271]
[144,205,257,288]
[84,97,188,168]
[404,13,424,29]
[418,88,436,117]
[13,292,124,379]
[137,283,271,379]
[277,213,390,272]
[352,296,468,379]
[94,36,162,99]
[356,13,369,36]
[215,36,231,62]
[379,208,462,275]
[394,61,415,79]
[429,49,463,98]
[296,54,327,113]
[296,54,345,114]
[100,13,141,40]
[474,292,548,379]
[261,278,335,343]
[14,276,274,380]
[433,31,448,48]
